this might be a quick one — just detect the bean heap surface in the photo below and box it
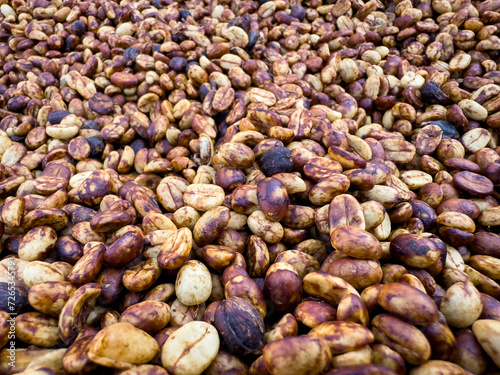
[0,0,499,374]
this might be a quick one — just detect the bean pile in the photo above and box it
[0,0,499,373]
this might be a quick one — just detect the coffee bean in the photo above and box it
[81,120,99,131]
[290,5,306,21]
[87,136,105,159]
[48,110,71,125]
[453,171,494,197]
[422,120,460,139]
[420,81,449,105]
[169,57,187,72]
[70,20,87,36]
[260,147,293,177]
[124,47,140,65]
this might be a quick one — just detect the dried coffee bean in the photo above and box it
[89,93,114,115]
[453,171,494,198]
[390,233,440,268]
[214,296,265,357]
[247,31,259,50]
[87,136,105,159]
[170,57,188,72]
[260,147,293,177]
[2,0,500,371]
[171,32,187,44]
[421,121,459,139]
[124,47,141,65]
[47,110,70,125]
[7,96,30,111]
[263,336,331,375]
[420,82,449,105]
[70,20,87,36]
[81,120,99,131]
[290,5,306,20]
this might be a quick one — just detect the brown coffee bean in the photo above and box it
[59,283,101,345]
[193,207,230,246]
[88,322,160,370]
[264,262,302,314]
[331,225,383,260]
[275,250,320,278]
[337,294,369,326]
[308,320,374,355]
[294,301,337,329]
[329,194,366,233]
[390,233,440,268]
[303,271,359,305]
[257,177,289,222]
[472,320,500,368]
[263,336,331,375]
[123,259,162,293]
[415,125,443,155]
[371,314,431,365]
[304,157,343,181]
[470,232,500,257]
[225,275,266,318]
[120,301,170,334]
[202,245,236,271]
[453,171,494,197]
[436,198,481,219]
[378,283,439,326]
[327,257,382,290]
[157,227,192,270]
[214,296,265,357]
[218,141,255,169]
[15,312,61,347]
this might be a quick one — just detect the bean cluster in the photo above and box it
[0,0,499,374]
